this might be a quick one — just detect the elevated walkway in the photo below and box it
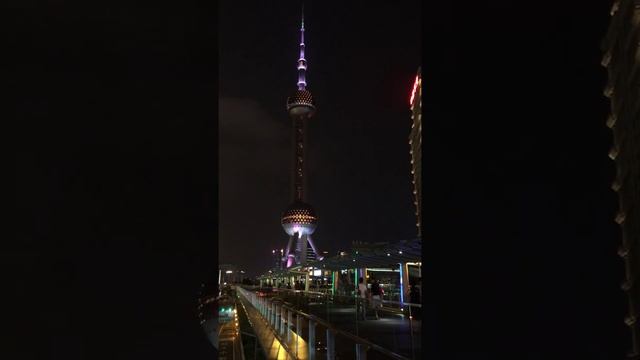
[237,286,417,360]
[238,290,307,359]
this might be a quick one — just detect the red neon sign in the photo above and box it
[409,74,420,106]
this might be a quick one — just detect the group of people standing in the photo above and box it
[357,277,422,320]
[357,277,384,320]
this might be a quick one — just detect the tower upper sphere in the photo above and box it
[287,89,316,118]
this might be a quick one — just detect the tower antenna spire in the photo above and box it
[297,3,307,90]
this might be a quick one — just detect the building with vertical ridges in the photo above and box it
[601,1,640,357]
[409,68,422,237]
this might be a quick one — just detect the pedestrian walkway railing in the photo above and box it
[247,284,419,304]
[237,286,413,360]
[266,287,420,359]
[257,287,421,316]
[236,293,266,360]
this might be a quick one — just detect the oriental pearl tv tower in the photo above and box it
[281,6,323,268]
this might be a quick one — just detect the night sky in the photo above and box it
[423,0,627,358]
[9,0,631,358]
[11,1,217,359]
[219,0,421,276]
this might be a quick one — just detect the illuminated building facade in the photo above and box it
[409,67,422,237]
[601,1,640,357]
[219,264,242,284]
[281,8,323,268]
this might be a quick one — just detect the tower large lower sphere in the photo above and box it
[281,200,317,237]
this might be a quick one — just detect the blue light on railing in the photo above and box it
[399,263,404,305]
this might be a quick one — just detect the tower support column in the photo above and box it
[305,271,310,291]
[333,270,339,295]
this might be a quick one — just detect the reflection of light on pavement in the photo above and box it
[292,330,308,358]
[276,344,289,360]
[266,335,287,359]
[264,328,308,360]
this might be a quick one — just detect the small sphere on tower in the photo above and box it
[287,89,316,118]
[281,200,318,236]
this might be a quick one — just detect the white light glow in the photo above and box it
[409,74,420,106]
[367,268,399,272]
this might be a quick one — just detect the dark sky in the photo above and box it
[10,1,217,359]
[422,0,627,358]
[219,0,421,276]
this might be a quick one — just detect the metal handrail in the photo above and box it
[281,304,410,360]
[237,296,265,359]
[237,289,299,358]
[261,287,423,308]
[237,286,411,360]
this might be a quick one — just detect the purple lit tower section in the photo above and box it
[281,7,323,268]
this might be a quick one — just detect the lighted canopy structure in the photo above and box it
[259,239,421,303]
[310,239,421,270]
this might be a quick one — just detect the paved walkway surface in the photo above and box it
[238,293,308,359]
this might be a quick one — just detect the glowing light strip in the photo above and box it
[366,268,399,272]
[332,271,336,295]
[354,268,358,299]
[281,214,316,222]
[409,74,420,106]
[399,263,404,304]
